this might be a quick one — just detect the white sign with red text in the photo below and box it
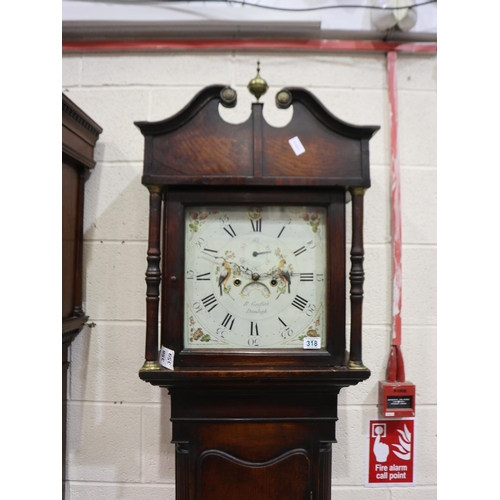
[366,418,416,487]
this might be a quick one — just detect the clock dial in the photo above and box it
[184,206,327,349]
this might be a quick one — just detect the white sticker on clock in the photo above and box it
[303,337,320,349]
[160,346,175,370]
[289,136,306,156]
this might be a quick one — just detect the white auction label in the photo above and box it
[303,337,320,349]
[288,136,306,156]
[159,346,175,370]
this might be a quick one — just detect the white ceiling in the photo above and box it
[62,1,437,42]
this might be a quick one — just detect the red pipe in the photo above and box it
[62,38,436,53]
[386,50,405,383]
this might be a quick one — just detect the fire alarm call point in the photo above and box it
[379,381,416,418]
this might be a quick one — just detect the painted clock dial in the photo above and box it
[184,205,327,349]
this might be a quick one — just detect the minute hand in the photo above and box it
[200,252,253,276]
[218,257,254,276]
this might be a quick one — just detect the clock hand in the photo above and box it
[199,253,253,276]
[252,250,272,257]
[214,255,254,276]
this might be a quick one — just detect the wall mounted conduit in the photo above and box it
[62,39,436,53]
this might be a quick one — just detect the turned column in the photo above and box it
[142,185,163,370]
[348,187,367,369]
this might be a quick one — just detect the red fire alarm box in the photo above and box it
[379,381,416,418]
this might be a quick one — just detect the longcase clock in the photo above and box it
[135,67,379,500]
[62,93,102,499]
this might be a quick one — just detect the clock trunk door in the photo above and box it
[198,450,311,500]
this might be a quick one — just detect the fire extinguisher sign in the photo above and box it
[366,418,416,487]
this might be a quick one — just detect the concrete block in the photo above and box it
[401,167,437,245]
[345,166,391,246]
[413,407,437,485]
[401,327,437,405]
[150,87,212,122]
[81,53,232,87]
[235,53,387,89]
[62,56,81,87]
[399,90,437,167]
[397,54,437,91]
[69,484,175,500]
[70,323,160,404]
[83,241,147,321]
[331,487,390,500]
[84,163,149,242]
[401,246,437,325]
[363,244,392,326]
[333,406,369,485]
[142,399,177,483]
[67,403,142,482]
[60,88,149,163]
[390,487,437,500]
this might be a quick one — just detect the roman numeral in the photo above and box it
[250,321,259,336]
[278,317,287,327]
[223,225,237,238]
[202,248,218,258]
[221,313,235,330]
[293,246,307,257]
[277,226,286,238]
[291,295,308,312]
[201,293,218,312]
[299,273,314,281]
[251,219,262,232]
[196,272,211,281]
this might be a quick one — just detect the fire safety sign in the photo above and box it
[366,418,415,487]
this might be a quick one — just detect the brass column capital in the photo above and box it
[145,185,164,195]
[141,360,161,371]
[350,187,368,196]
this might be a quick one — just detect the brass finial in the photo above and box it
[247,61,268,102]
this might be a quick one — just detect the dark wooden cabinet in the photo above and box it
[135,79,378,499]
[62,93,102,499]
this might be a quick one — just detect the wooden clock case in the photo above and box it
[62,93,102,498]
[135,84,379,500]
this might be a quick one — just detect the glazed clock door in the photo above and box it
[162,187,350,369]
[184,205,327,350]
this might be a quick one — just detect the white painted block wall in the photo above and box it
[62,51,436,500]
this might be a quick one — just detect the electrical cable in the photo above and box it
[156,0,437,13]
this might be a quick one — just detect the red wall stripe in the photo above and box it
[62,38,436,53]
